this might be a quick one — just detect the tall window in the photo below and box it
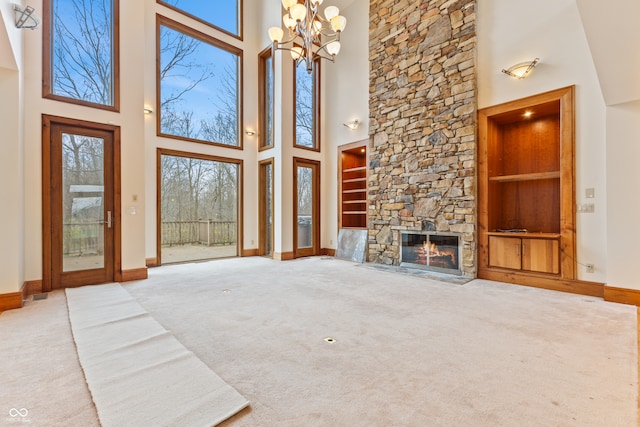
[44,0,119,109]
[294,60,320,150]
[158,150,240,264]
[259,48,274,150]
[157,0,241,39]
[158,16,242,148]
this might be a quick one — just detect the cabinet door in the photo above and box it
[522,238,559,274]
[489,236,521,270]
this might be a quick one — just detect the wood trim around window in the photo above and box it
[156,15,244,150]
[293,157,320,258]
[258,47,274,151]
[155,148,244,265]
[156,0,244,41]
[293,60,321,152]
[42,0,120,112]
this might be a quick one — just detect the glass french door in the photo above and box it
[258,159,274,256]
[293,158,320,258]
[43,117,118,290]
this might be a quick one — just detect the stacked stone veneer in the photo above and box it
[368,0,477,276]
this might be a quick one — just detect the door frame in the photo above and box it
[293,157,320,258]
[258,158,274,256]
[42,115,122,292]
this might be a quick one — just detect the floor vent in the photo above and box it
[32,293,48,301]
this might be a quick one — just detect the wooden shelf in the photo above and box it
[343,166,367,173]
[478,86,576,283]
[343,177,367,183]
[340,143,368,229]
[489,171,560,182]
[486,231,560,239]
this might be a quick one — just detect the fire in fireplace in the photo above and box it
[400,232,461,275]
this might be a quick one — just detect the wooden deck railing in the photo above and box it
[63,220,237,255]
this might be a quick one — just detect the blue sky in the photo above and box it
[163,0,239,35]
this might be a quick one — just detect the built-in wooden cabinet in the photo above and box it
[339,141,367,229]
[489,234,559,274]
[478,86,576,289]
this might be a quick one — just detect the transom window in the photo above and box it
[157,0,241,38]
[294,60,320,151]
[44,0,119,110]
[158,16,242,148]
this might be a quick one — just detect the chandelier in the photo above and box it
[268,0,347,73]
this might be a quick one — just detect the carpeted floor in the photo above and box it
[0,256,637,426]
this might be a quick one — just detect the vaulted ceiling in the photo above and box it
[576,0,640,106]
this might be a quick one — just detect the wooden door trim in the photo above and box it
[42,115,121,292]
[293,157,320,258]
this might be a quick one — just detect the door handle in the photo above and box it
[106,211,112,229]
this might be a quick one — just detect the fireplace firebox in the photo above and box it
[400,232,461,275]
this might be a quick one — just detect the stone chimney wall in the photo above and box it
[368,0,477,276]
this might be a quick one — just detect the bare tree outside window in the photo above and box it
[159,20,241,147]
[294,60,318,149]
[48,0,117,107]
[160,153,239,264]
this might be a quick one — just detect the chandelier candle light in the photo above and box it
[268,0,347,73]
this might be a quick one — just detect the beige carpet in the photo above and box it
[0,256,637,426]
[66,284,248,427]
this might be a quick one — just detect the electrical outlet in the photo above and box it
[586,264,595,273]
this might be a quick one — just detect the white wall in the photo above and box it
[323,0,369,249]
[0,0,24,294]
[477,0,607,282]
[605,101,640,290]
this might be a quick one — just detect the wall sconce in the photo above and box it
[343,119,360,130]
[244,130,256,136]
[502,58,540,79]
[14,4,39,30]
[143,106,153,114]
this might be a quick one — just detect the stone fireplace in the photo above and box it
[368,0,477,277]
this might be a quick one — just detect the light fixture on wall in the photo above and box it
[244,129,256,136]
[268,0,347,74]
[14,4,39,30]
[343,119,360,130]
[501,58,540,79]
[143,106,153,114]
